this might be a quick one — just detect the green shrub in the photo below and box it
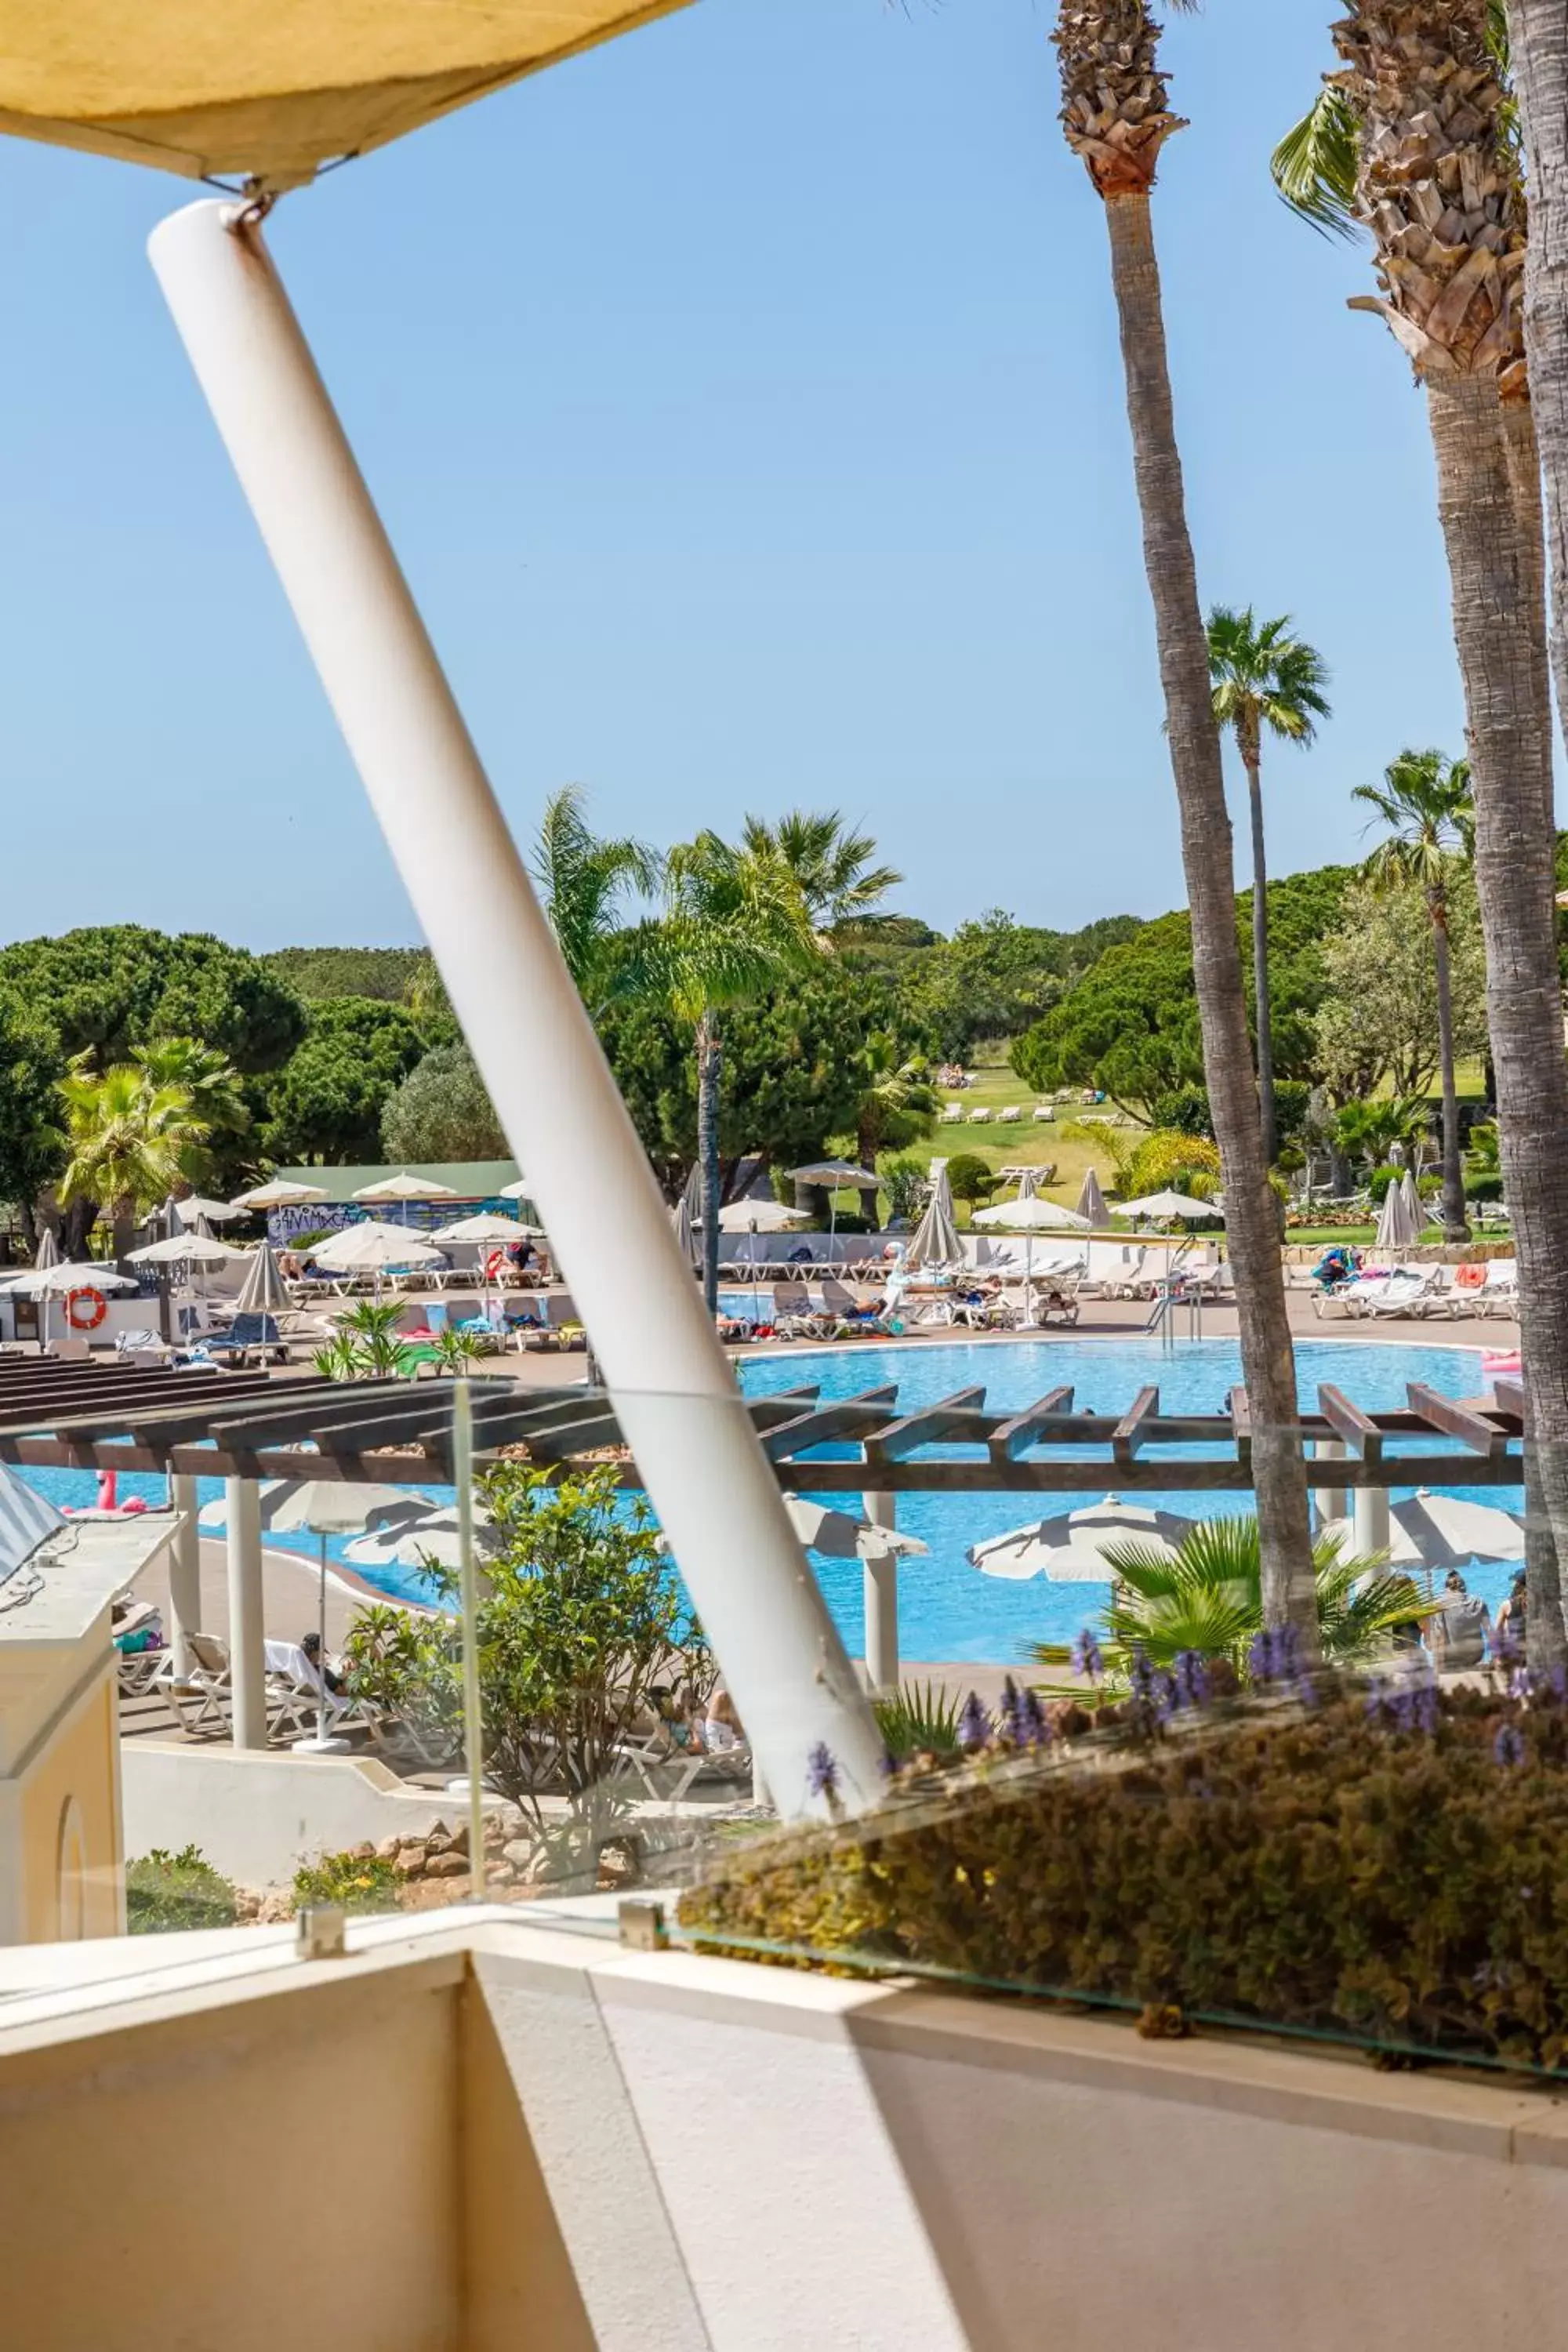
[1465,1171,1504,1204]
[292,1849,401,1915]
[681,1685,1568,2073]
[1367,1164,1401,1204]
[126,1845,239,1933]
[945,1153,998,1207]
[1416,1171,1442,1198]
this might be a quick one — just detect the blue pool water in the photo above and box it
[14,1337,1517,1664]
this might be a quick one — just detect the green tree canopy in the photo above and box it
[0,927,305,1074]
[380,1044,508,1164]
[0,989,66,1214]
[1312,869,1487,1101]
[1011,868,1354,1110]
[261,946,429,1006]
[260,997,426,1165]
[889,909,1142,1061]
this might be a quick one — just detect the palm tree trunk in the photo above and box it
[1426,373,1568,1669]
[696,1010,721,1315]
[1428,897,1469,1245]
[1513,0,1568,759]
[1102,192,1315,1646]
[1240,724,1275,1164]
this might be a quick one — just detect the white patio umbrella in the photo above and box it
[200,1478,431,1748]
[353,1171,459,1227]
[1375,1173,1422,1254]
[431,1211,529,1243]
[126,1232,245,1266]
[968,1496,1196,1582]
[1115,1190,1224,1223]
[786,1160,880,1250]
[904,1157,965,1273]
[717,1197,811,1232]
[345,1500,501,1573]
[174,1194,245,1224]
[230,1178,329,1211]
[233,1241,292,1319]
[1077,1168,1109,1227]
[498,1179,532,1202]
[972,1176,1091,1327]
[785,1498,929,1562]
[31,1226,59,1272]
[1318,1490,1524,1573]
[303,1219,445,1301]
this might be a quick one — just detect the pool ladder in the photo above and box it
[1144,1248,1203,1351]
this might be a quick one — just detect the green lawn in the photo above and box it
[823,1048,1135,1224]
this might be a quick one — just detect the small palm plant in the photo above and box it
[336,1298,415,1377]
[874,1681,964,1762]
[431,1325,483,1374]
[1032,1515,1430,1686]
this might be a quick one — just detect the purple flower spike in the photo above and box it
[1510,1667,1534,1704]
[1248,1630,1278,1685]
[1128,1646,1156,1704]
[1018,1686,1049,1746]
[1494,1722,1526,1769]
[806,1741,839,1802]
[1071,1629,1103,1682]
[1154,1671,1179,1724]
[1173,1650,1210,1711]
[957,1692,990,1752]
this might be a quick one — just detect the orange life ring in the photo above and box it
[67,1287,107,1332]
[485,1249,508,1281]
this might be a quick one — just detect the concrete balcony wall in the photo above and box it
[2,1911,1567,2349]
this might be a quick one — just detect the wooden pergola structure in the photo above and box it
[1,1358,1525,1719]
[0,1359,1526,1497]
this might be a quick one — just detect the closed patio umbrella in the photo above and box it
[1375,1173,1422,1254]
[904,1158,965,1273]
[233,1240,292,1319]
[969,1497,1196,1583]
[1077,1168,1109,1227]
[31,1226,59,1272]
[673,1164,703,1275]
[1400,1170,1426,1235]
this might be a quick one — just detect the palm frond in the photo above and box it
[1271,83,1362,241]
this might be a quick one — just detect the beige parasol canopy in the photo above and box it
[0,1,692,189]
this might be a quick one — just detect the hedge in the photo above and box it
[680,1681,1568,2073]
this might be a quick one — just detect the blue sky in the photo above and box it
[0,0,1469,948]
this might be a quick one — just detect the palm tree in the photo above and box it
[1031,1516,1428,1682]
[532,784,662,1016]
[740,811,902,932]
[1054,0,1317,1644]
[1205,608,1330,1162]
[1353,751,1475,1243]
[1497,3,1568,753]
[1331,1094,1432,1181]
[136,1037,250,1188]
[851,1033,939,1176]
[57,1056,209,1259]
[661,835,820,1309]
[1276,6,1568,1668]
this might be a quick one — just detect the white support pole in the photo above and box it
[862,1492,901,1696]
[1354,1482,1392,1561]
[224,1476,267,1750]
[1311,1440,1348,1533]
[168,1473,202,1676]
[149,199,881,1818]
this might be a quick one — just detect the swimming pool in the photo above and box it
[738,1335,1519,1663]
[13,1335,1516,1664]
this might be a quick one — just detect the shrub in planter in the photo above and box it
[127,1844,238,1933]
[292,1849,401,1915]
[1465,1172,1504,1204]
[681,1679,1568,2073]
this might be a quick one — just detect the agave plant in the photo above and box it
[1032,1515,1431,1685]
[873,1681,964,1762]
[430,1324,483,1373]
[336,1298,415,1378]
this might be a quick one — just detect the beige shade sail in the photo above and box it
[0,1,693,189]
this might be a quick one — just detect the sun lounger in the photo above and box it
[939,1105,964,1124]
[998,1105,1021,1123]
[967,1106,992,1123]
[202,1313,289,1367]
[1341,1267,1440,1319]
[1033,1103,1054,1121]
[771,1283,830,1340]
